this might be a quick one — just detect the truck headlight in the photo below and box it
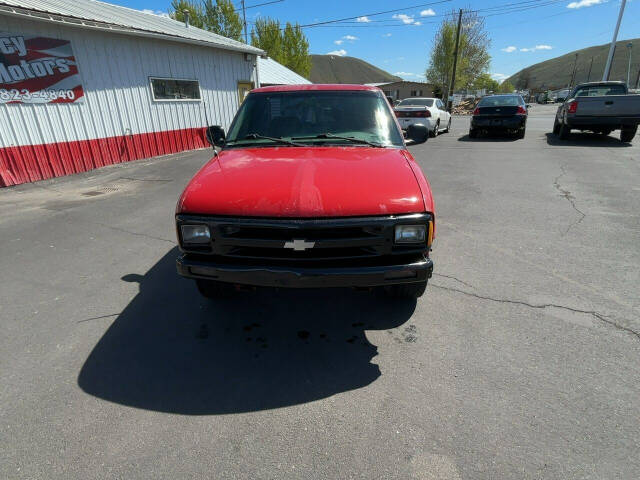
[181,224,211,244]
[394,225,426,244]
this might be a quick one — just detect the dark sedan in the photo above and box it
[469,94,528,139]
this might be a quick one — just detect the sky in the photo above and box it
[111,0,639,82]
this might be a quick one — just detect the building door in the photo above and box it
[237,81,254,104]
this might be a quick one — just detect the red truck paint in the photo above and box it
[177,146,432,218]
[176,84,435,297]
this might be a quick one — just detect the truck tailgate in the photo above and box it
[574,95,640,118]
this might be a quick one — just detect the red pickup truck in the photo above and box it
[175,85,435,299]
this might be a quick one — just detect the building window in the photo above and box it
[418,90,423,96]
[410,90,417,96]
[150,77,201,101]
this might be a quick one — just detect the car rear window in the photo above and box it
[574,84,626,97]
[398,98,434,107]
[478,96,522,107]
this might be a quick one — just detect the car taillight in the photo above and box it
[568,101,578,114]
[394,110,400,117]
[473,107,480,115]
[413,110,431,118]
[516,106,527,115]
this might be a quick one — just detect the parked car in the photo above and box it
[393,97,452,137]
[555,89,570,103]
[553,81,640,143]
[176,85,435,299]
[469,94,529,138]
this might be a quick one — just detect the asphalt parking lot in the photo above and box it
[1,104,639,479]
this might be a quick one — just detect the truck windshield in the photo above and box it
[225,90,404,147]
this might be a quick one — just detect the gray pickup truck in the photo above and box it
[552,81,640,143]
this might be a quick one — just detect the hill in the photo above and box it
[507,38,639,91]
[310,55,401,84]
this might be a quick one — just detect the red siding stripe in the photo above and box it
[0,127,208,187]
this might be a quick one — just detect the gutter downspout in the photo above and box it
[255,56,261,88]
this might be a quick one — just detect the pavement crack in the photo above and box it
[433,272,474,289]
[553,165,586,235]
[431,283,640,341]
[77,313,120,323]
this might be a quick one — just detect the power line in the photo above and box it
[326,0,566,24]
[295,0,453,28]
[243,0,284,9]
[286,0,568,30]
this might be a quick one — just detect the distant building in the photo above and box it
[366,81,436,101]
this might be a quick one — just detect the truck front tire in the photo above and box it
[621,126,637,143]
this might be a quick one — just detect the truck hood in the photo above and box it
[177,146,426,217]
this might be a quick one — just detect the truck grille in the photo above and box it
[176,214,430,264]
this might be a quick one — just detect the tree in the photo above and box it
[282,23,311,79]
[498,80,515,93]
[251,18,283,62]
[170,0,204,29]
[252,17,311,78]
[471,73,499,92]
[203,0,243,42]
[170,0,243,42]
[426,10,491,97]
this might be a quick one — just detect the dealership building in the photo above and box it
[0,0,269,187]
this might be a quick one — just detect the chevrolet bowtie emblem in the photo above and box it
[284,239,315,251]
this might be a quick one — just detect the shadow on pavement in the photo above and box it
[544,132,631,147]
[457,133,519,142]
[78,248,416,415]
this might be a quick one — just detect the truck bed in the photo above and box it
[571,95,640,121]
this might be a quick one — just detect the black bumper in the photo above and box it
[176,254,433,288]
[471,116,526,130]
[567,116,640,128]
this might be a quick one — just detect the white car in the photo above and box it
[394,97,452,137]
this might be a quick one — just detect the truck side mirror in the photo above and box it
[206,126,225,148]
[406,124,429,143]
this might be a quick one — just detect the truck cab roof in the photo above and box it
[251,84,382,94]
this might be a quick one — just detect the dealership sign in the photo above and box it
[0,33,84,104]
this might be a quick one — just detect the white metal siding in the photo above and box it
[0,15,255,148]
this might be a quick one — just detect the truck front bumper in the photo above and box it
[176,254,433,288]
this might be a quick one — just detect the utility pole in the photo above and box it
[586,57,593,82]
[447,9,463,112]
[603,0,626,81]
[626,42,633,86]
[570,53,579,87]
[241,0,248,43]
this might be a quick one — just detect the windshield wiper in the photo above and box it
[229,133,304,147]
[292,133,385,148]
